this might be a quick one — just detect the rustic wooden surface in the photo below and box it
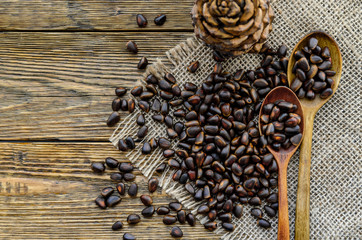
[0,1,220,239]
[0,0,194,31]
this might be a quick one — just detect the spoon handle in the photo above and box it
[295,110,316,240]
[278,161,290,240]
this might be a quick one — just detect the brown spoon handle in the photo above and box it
[278,160,290,240]
[295,109,316,240]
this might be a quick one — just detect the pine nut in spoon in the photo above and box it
[259,86,305,240]
[287,31,342,240]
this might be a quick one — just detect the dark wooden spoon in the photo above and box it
[287,31,342,240]
[259,86,305,240]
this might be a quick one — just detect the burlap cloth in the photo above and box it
[110,0,361,239]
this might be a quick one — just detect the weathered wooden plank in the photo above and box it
[0,142,126,181]
[0,95,120,141]
[0,32,193,98]
[0,32,197,141]
[0,142,220,239]
[0,0,194,31]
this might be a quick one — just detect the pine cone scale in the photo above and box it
[224,18,254,35]
[203,4,219,26]
[228,2,241,17]
[219,17,239,26]
[209,1,221,16]
[204,21,234,39]
[240,0,255,22]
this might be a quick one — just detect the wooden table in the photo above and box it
[0,1,220,239]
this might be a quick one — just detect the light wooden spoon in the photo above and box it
[287,31,342,240]
[259,86,305,240]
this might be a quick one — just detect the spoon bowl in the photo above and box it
[259,86,305,240]
[259,86,305,156]
[287,31,342,109]
[288,31,342,240]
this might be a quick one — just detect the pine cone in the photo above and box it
[191,0,274,57]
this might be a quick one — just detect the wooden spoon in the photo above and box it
[259,86,305,240]
[287,31,342,240]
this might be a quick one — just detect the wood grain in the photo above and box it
[0,95,117,141]
[0,0,194,31]
[0,32,194,140]
[0,32,192,97]
[287,31,343,240]
[0,177,88,196]
[0,142,220,239]
[294,110,315,240]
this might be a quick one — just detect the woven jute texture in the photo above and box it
[110,0,361,239]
